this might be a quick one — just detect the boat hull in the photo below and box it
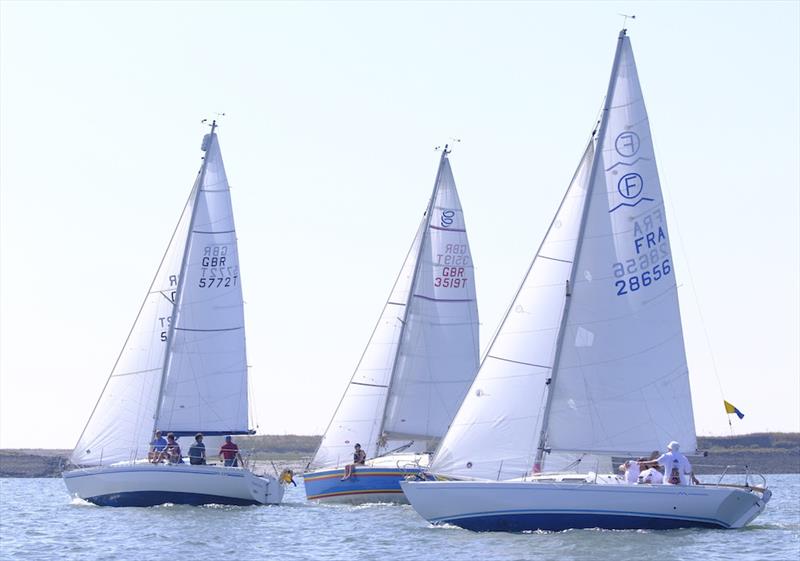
[63,463,285,507]
[304,466,430,504]
[400,480,770,531]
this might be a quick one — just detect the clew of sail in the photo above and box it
[431,142,594,480]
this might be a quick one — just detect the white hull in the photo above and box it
[400,479,770,531]
[63,462,285,507]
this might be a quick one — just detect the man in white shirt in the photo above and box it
[619,459,640,484]
[642,441,697,485]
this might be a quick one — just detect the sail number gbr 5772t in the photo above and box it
[198,245,239,288]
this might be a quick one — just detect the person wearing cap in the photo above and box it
[640,441,697,485]
[188,433,206,465]
[149,430,167,463]
[341,443,367,481]
[219,436,242,467]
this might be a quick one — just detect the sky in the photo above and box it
[1,1,798,450]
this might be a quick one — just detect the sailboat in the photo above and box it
[63,122,286,507]
[401,30,771,531]
[303,146,480,503]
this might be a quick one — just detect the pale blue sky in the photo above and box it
[1,1,798,449]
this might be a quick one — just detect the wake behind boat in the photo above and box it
[401,30,771,531]
[63,122,285,507]
[304,146,479,503]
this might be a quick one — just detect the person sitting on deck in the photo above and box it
[163,433,183,464]
[638,466,664,484]
[618,459,640,484]
[219,435,243,467]
[188,433,206,465]
[149,430,167,463]
[341,443,367,481]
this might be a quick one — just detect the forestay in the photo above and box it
[311,151,479,469]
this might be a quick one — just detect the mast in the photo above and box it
[152,120,217,435]
[374,145,450,451]
[532,30,628,471]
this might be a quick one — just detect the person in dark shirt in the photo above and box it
[341,443,367,480]
[188,433,206,465]
[164,433,182,464]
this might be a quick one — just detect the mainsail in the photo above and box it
[431,31,696,480]
[310,149,479,469]
[71,126,249,466]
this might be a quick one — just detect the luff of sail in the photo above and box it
[310,150,479,470]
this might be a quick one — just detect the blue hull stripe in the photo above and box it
[304,468,426,501]
[434,509,729,532]
[85,490,259,508]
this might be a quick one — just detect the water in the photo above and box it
[1,476,798,561]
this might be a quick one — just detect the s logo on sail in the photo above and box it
[440,209,455,228]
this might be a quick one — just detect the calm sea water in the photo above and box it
[1,475,798,561]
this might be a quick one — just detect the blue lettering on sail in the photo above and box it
[611,209,673,296]
[615,131,640,157]
[440,209,455,228]
[618,173,643,199]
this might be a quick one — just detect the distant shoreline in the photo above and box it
[1,433,797,478]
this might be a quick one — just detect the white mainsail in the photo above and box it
[545,35,696,462]
[431,31,696,480]
[71,127,249,466]
[310,150,479,469]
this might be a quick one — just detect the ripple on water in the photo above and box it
[1,476,799,561]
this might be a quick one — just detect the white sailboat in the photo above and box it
[304,146,480,503]
[63,122,285,507]
[401,30,771,531]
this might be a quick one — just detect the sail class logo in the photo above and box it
[618,173,643,199]
[615,131,640,157]
[440,209,455,227]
